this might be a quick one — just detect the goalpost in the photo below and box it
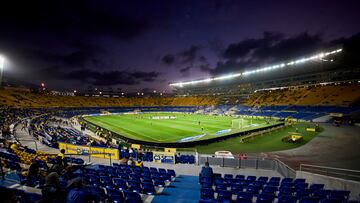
[232,118,245,129]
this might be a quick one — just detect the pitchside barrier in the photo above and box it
[84,118,285,148]
[58,142,120,160]
[198,155,296,178]
[58,142,198,165]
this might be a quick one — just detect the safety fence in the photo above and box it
[198,155,296,178]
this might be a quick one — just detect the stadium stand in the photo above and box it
[245,83,360,107]
[0,89,219,108]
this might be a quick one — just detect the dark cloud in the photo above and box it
[180,66,191,77]
[161,54,175,65]
[223,32,283,59]
[65,70,160,86]
[179,45,201,64]
[207,32,326,75]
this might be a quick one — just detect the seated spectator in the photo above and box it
[200,162,213,181]
[119,156,129,165]
[27,162,40,180]
[127,156,135,166]
[66,177,93,203]
[42,172,66,203]
[135,158,143,167]
[49,156,66,175]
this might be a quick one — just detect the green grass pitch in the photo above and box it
[84,112,273,143]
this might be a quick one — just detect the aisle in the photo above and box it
[152,175,200,203]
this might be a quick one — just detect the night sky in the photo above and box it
[0,0,359,92]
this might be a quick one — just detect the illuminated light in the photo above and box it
[169,48,343,87]
[41,83,45,87]
[121,92,124,95]
[73,90,77,93]
[0,56,4,70]
[137,92,140,95]
[99,91,102,94]
[287,61,295,65]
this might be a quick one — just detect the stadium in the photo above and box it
[1,1,360,203]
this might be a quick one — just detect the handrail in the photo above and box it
[275,158,296,173]
[300,164,360,173]
[300,163,360,181]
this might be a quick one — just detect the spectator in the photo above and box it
[57,149,66,160]
[127,156,135,166]
[42,172,65,203]
[135,158,143,167]
[49,156,66,175]
[199,162,213,181]
[66,177,92,203]
[27,162,40,180]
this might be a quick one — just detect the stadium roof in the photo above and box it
[169,48,343,88]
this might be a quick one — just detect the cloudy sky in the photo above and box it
[0,0,359,92]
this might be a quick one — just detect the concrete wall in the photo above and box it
[296,171,360,200]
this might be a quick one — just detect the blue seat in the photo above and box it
[281,178,293,184]
[279,186,295,196]
[329,190,350,201]
[217,190,232,203]
[313,190,331,199]
[258,177,269,183]
[154,178,165,187]
[224,174,233,179]
[143,183,156,195]
[267,182,280,188]
[262,186,278,195]
[200,188,215,201]
[124,191,142,203]
[256,193,275,203]
[278,195,297,203]
[246,185,260,194]
[100,176,112,184]
[246,176,256,182]
[296,183,309,190]
[167,169,176,177]
[320,198,344,203]
[296,188,314,199]
[106,188,124,203]
[269,177,280,183]
[310,184,324,191]
[236,191,253,202]
[300,196,322,203]
[231,184,245,194]
[113,178,127,191]
[215,185,227,192]
[85,186,106,202]
[236,175,245,180]
[294,178,306,185]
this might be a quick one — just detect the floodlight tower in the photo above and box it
[0,55,4,87]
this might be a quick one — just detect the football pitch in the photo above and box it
[84,112,275,143]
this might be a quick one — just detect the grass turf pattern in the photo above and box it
[84,113,271,143]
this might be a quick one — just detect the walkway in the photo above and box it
[152,175,200,203]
